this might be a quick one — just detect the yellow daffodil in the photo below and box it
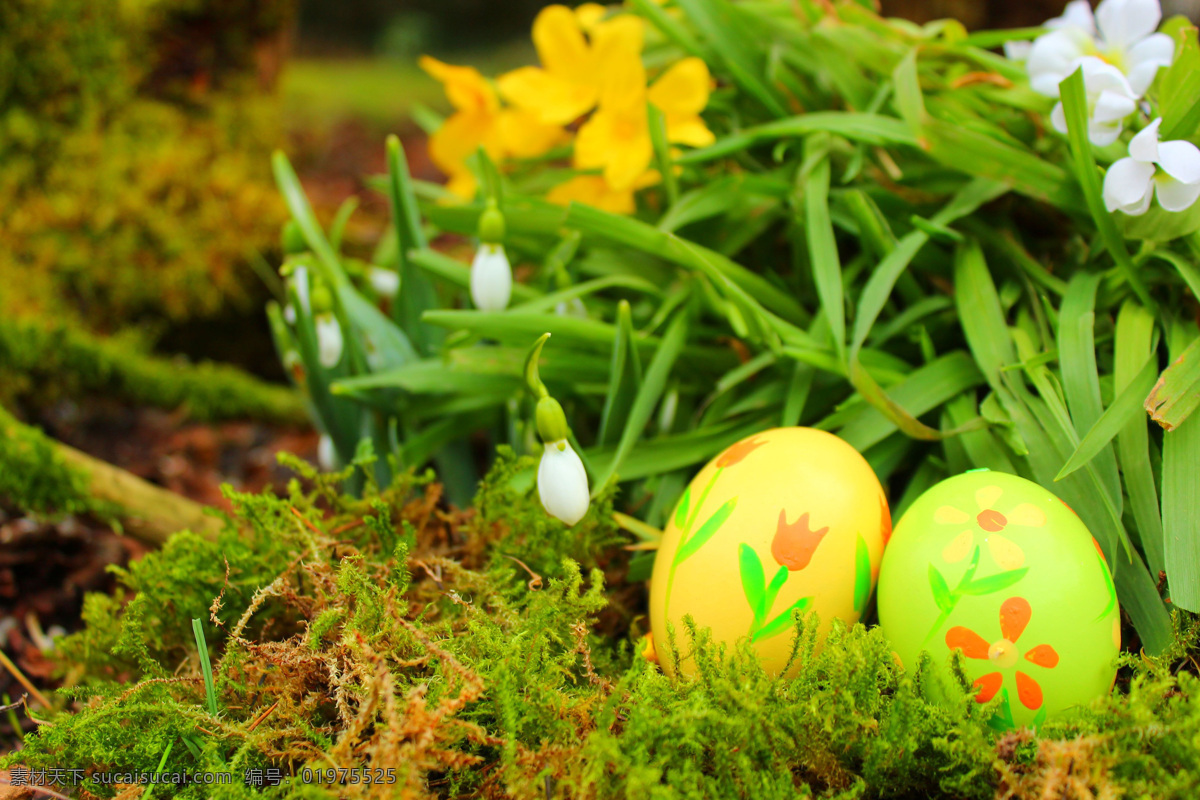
[420,56,565,198]
[575,47,715,192]
[498,5,645,126]
[546,171,659,214]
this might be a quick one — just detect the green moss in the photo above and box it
[0,403,107,517]
[0,316,306,424]
[7,453,1200,798]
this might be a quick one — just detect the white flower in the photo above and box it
[317,434,337,471]
[368,267,400,297]
[1103,119,1200,215]
[283,303,297,325]
[1004,0,1097,61]
[470,244,513,311]
[314,313,344,368]
[1026,0,1174,98]
[1047,56,1138,147]
[537,439,590,526]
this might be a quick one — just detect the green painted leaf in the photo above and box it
[928,564,953,613]
[674,497,737,565]
[959,567,1029,596]
[674,485,691,530]
[752,597,812,643]
[1094,550,1117,622]
[764,566,789,616]
[739,544,767,623]
[854,534,871,614]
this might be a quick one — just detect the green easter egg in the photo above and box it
[878,471,1119,729]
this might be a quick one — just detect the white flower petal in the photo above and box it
[368,268,400,297]
[470,244,513,312]
[1124,32,1175,94]
[315,314,344,368]
[537,440,590,526]
[1048,0,1098,34]
[1079,57,1137,97]
[318,434,337,471]
[1050,101,1069,135]
[1154,174,1200,212]
[1129,118,1162,162]
[283,304,297,325]
[1121,185,1156,215]
[1027,29,1091,96]
[1095,0,1162,50]
[1004,40,1033,61]
[1088,117,1126,147]
[1155,140,1200,185]
[1092,89,1137,123]
[1103,157,1156,211]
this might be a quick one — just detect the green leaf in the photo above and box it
[674,497,737,565]
[674,0,789,117]
[1160,19,1200,140]
[803,135,845,362]
[854,534,871,614]
[408,248,539,300]
[1162,328,1200,611]
[1114,301,1164,578]
[678,113,920,166]
[598,301,643,447]
[953,238,1017,391]
[1055,355,1157,481]
[1146,334,1200,431]
[892,49,926,132]
[752,596,812,643]
[648,104,680,209]
[591,311,689,493]
[386,136,439,354]
[959,568,1029,596]
[331,361,522,396]
[928,564,953,613]
[1057,272,1122,510]
[585,414,775,483]
[1058,68,1154,309]
[739,543,768,623]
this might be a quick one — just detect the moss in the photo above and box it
[0,403,105,517]
[7,453,1200,798]
[0,316,306,424]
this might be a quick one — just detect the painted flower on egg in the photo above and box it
[946,597,1059,712]
[935,484,1046,570]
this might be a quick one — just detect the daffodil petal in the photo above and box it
[418,56,498,114]
[574,2,607,32]
[497,66,594,124]
[547,176,638,214]
[648,57,712,115]
[533,5,594,85]
[1103,157,1156,212]
[665,114,716,147]
[494,109,566,158]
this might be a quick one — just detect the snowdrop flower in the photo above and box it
[470,199,513,311]
[526,332,591,526]
[470,244,513,311]
[537,437,590,526]
[1103,119,1200,215]
[314,313,344,368]
[1026,0,1174,98]
[317,434,337,471]
[1047,56,1138,146]
[367,267,400,298]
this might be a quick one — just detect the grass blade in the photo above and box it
[1114,301,1164,577]
[591,311,690,493]
[192,618,218,716]
[1055,355,1156,481]
[1162,327,1200,611]
[1145,334,1200,431]
[803,134,845,361]
[598,301,644,447]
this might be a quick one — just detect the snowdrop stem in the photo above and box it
[524,332,552,399]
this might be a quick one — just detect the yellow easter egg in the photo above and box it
[649,427,890,677]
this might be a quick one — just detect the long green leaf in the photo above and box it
[1055,355,1157,482]
[1146,334,1200,431]
[598,300,643,446]
[678,113,919,166]
[1162,327,1200,611]
[591,312,690,492]
[739,543,768,623]
[1114,301,1164,577]
[803,135,845,362]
